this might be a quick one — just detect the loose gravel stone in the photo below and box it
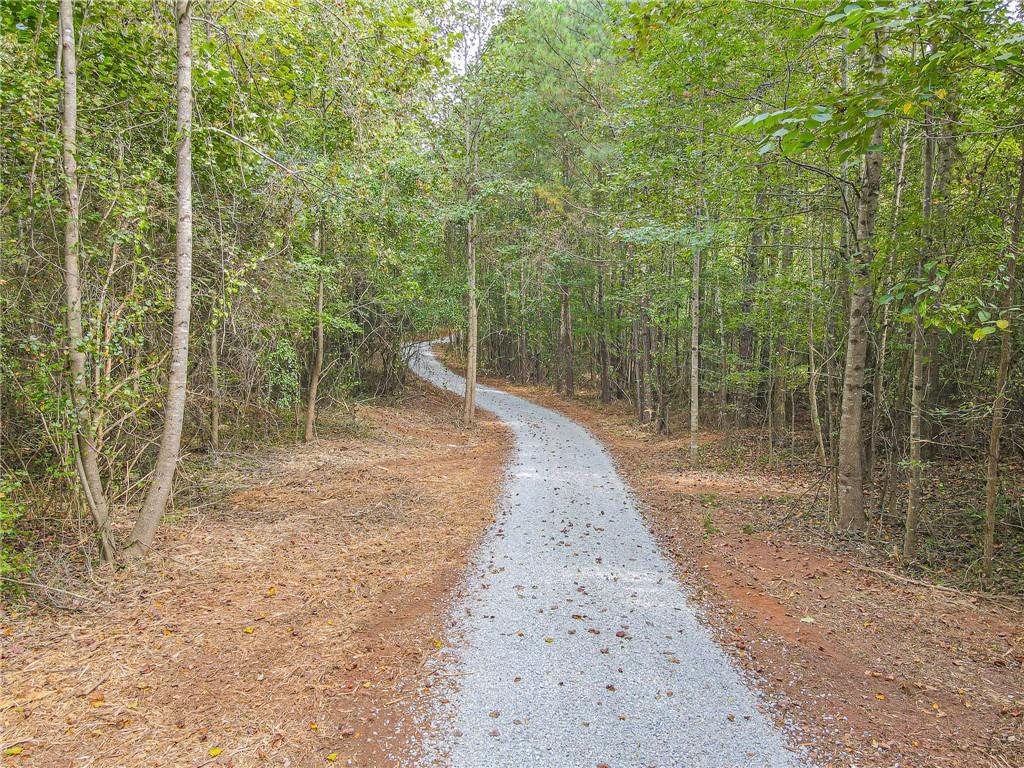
[408,342,805,768]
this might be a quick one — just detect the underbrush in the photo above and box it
[0,401,376,612]
[668,419,1024,595]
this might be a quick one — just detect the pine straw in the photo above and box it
[1,385,510,767]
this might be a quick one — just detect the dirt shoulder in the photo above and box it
[1,384,509,767]
[464,371,1023,768]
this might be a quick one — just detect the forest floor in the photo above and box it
[456,373,1024,768]
[3,362,1023,768]
[0,383,510,768]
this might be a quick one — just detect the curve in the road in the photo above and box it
[407,341,804,768]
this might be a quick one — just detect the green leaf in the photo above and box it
[973,326,997,341]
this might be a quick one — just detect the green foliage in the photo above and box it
[1,0,454,563]
[0,472,31,593]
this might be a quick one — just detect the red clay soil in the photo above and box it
[485,378,1024,768]
[0,384,509,768]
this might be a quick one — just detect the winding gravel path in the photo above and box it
[407,342,803,768]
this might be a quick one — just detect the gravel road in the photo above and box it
[407,341,804,768]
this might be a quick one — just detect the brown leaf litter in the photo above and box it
[0,383,509,767]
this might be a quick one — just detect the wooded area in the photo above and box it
[3,2,1024,766]
[447,0,1024,591]
[2,0,1023,590]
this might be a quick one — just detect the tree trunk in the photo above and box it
[807,244,827,463]
[737,165,765,428]
[689,241,701,464]
[126,0,193,557]
[982,149,1024,581]
[464,205,478,425]
[868,123,910,480]
[598,271,611,403]
[632,313,645,422]
[304,252,324,443]
[771,347,786,446]
[903,115,936,559]
[60,0,115,562]
[903,317,925,558]
[837,117,885,531]
[519,259,529,384]
[716,278,727,425]
[561,281,574,397]
[210,320,220,450]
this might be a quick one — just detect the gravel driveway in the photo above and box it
[407,342,803,768]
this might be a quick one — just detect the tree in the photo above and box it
[126,0,194,557]
[59,0,115,561]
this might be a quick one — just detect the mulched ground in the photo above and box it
[494,381,1024,768]
[0,383,510,767]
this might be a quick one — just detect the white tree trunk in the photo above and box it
[127,0,193,556]
[60,0,115,562]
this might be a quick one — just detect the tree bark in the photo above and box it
[904,316,925,558]
[462,44,478,425]
[210,321,220,450]
[737,167,765,428]
[689,241,701,464]
[304,237,324,443]
[126,0,193,557]
[982,149,1024,581]
[837,116,885,531]
[463,207,478,425]
[903,115,936,559]
[867,123,910,479]
[598,270,611,403]
[561,281,574,397]
[807,247,827,464]
[519,259,529,384]
[59,0,115,562]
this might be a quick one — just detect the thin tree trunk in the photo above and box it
[903,116,936,559]
[868,123,910,479]
[633,313,644,422]
[126,0,193,557]
[689,242,701,464]
[304,244,324,443]
[60,0,114,562]
[640,297,653,421]
[464,207,478,424]
[807,247,826,464]
[210,321,220,450]
[904,316,926,558]
[598,270,611,403]
[519,259,529,384]
[982,149,1024,581]
[738,165,765,428]
[716,277,727,425]
[837,115,885,531]
[561,281,574,397]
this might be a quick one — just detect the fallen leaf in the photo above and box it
[208,747,223,757]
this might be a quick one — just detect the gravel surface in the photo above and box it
[407,342,804,768]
